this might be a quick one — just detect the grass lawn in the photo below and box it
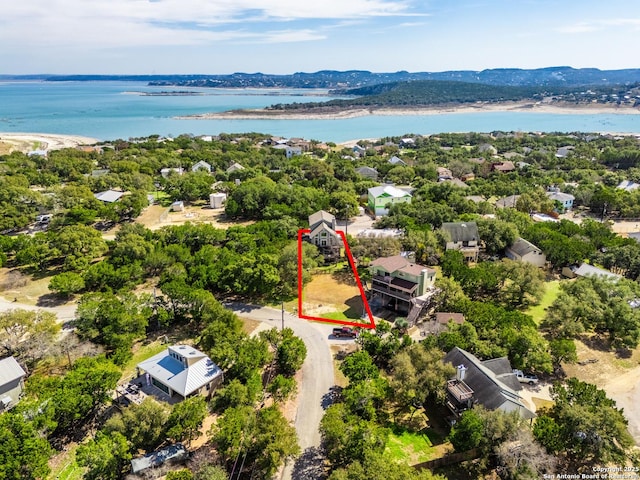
[384,427,437,465]
[525,279,561,325]
[48,444,85,480]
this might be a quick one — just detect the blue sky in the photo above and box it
[2,0,639,74]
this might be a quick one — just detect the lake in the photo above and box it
[2,80,640,142]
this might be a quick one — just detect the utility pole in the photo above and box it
[281,301,285,331]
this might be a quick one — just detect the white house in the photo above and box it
[226,162,245,174]
[191,160,212,173]
[160,167,184,178]
[137,345,224,401]
[0,356,26,411]
[546,191,574,211]
[505,238,546,267]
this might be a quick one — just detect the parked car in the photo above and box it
[332,327,358,338]
[513,369,538,385]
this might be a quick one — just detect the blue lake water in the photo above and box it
[2,80,640,142]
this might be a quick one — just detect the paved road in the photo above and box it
[225,302,349,480]
[0,295,76,325]
[1,295,342,478]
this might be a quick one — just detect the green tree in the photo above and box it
[267,374,297,403]
[328,452,444,480]
[340,350,379,384]
[543,276,640,348]
[276,329,307,376]
[104,397,169,451]
[320,403,389,469]
[166,396,208,445]
[476,218,518,255]
[0,412,52,480]
[166,470,194,480]
[76,431,131,480]
[0,309,60,367]
[48,271,85,297]
[389,343,456,410]
[49,224,108,271]
[534,378,634,467]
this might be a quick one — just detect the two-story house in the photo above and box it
[307,210,342,260]
[367,185,412,217]
[369,255,436,314]
[441,222,481,262]
[444,347,535,420]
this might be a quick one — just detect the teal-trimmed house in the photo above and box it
[367,185,412,216]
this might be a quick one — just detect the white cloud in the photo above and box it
[557,17,640,34]
[0,0,423,50]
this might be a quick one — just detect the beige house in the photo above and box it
[441,222,480,262]
[505,238,546,267]
[369,255,436,314]
[307,210,342,259]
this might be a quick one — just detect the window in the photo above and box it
[152,378,170,394]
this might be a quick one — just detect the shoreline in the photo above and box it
[0,132,98,153]
[176,101,640,121]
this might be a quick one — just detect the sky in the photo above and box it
[2,0,640,74]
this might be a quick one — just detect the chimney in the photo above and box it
[456,364,467,382]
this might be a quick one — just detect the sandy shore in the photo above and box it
[176,101,640,121]
[0,132,98,154]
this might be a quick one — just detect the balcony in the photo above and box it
[371,275,418,301]
[447,379,474,403]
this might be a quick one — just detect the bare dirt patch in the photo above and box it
[330,344,358,387]
[302,273,362,317]
[135,204,255,231]
[0,268,55,305]
[561,336,640,445]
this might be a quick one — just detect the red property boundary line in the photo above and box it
[297,229,376,329]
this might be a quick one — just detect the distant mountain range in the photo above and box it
[2,67,640,89]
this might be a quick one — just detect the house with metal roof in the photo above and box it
[367,185,412,216]
[444,347,535,420]
[136,345,223,401]
[440,222,480,262]
[0,356,26,411]
[562,263,622,281]
[94,189,124,203]
[505,238,546,267]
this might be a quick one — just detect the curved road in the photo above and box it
[224,302,342,480]
[1,295,342,480]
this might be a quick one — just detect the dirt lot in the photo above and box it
[561,337,640,445]
[136,204,255,231]
[302,273,362,315]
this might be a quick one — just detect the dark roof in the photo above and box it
[441,222,479,243]
[444,347,535,419]
[507,237,541,257]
